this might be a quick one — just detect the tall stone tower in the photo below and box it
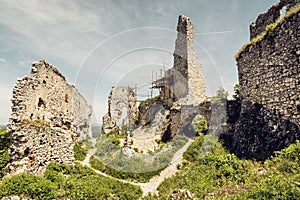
[173,15,207,105]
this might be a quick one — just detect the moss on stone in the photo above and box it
[235,3,300,59]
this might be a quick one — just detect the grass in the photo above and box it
[74,142,88,161]
[91,134,188,182]
[0,162,142,199]
[235,3,300,59]
[147,134,300,199]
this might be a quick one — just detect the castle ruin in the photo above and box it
[154,15,207,106]
[7,60,92,174]
[102,86,137,134]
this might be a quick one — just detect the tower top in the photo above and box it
[177,15,195,40]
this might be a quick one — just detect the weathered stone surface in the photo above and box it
[234,1,300,159]
[102,86,137,134]
[150,15,208,140]
[250,0,298,39]
[169,189,196,200]
[155,15,207,106]
[7,60,92,175]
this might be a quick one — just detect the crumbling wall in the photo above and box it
[250,0,299,39]
[174,15,207,105]
[7,60,92,174]
[156,15,207,106]
[102,86,137,134]
[142,15,208,140]
[234,1,300,159]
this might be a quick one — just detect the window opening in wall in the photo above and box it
[24,147,30,156]
[38,97,46,108]
[280,6,286,18]
[65,94,69,103]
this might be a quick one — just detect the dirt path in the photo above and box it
[137,139,193,197]
[80,138,193,197]
[78,148,139,186]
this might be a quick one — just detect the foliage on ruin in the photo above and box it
[232,83,240,101]
[235,2,300,59]
[138,95,160,111]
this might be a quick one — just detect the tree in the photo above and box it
[212,87,229,101]
[233,84,240,101]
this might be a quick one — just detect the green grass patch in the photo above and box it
[0,162,142,199]
[92,134,188,182]
[156,134,300,199]
[74,142,88,161]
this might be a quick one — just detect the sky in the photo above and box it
[0,0,278,125]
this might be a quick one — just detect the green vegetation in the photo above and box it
[0,129,9,179]
[232,83,240,101]
[74,142,88,161]
[90,155,164,183]
[106,128,127,146]
[81,136,94,150]
[91,134,188,182]
[211,87,229,101]
[0,162,142,199]
[192,116,208,135]
[235,3,300,59]
[154,135,300,199]
[138,95,160,112]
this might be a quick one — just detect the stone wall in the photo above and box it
[7,60,92,174]
[156,15,207,106]
[250,0,299,39]
[140,15,208,140]
[102,86,137,134]
[234,1,300,159]
[174,15,207,105]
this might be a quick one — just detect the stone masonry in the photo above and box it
[102,86,137,134]
[155,15,207,106]
[175,15,207,105]
[250,0,299,39]
[150,15,208,139]
[233,0,300,159]
[7,60,92,174]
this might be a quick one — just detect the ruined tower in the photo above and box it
[155,15,207,106]
[7,60,92,174]
[173,15,207,105]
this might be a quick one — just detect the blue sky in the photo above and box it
[0,0,278,124]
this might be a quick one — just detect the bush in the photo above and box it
[74,142,88,161]
[0,162,142,199]
[0,129,9,179]
[92,134,188,182]
[0,174,58,200]
[159,138,300,199]
[192,117,208,135]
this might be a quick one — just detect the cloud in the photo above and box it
[0,0,280,124]
[0,58,6,63]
